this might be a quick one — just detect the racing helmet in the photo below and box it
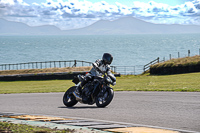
[102,53,113,65]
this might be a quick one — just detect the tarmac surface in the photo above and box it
[0,91,200,133]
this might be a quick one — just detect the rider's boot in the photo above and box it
[73,80,87,101]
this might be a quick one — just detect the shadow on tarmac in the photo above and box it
[58,106,100,109]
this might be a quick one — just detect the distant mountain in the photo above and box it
[0,18,61,35]
[1,17,200,35]
[65,17,200,35]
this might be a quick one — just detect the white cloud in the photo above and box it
[0,0,200,30]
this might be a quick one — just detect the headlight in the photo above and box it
[106,76,112,83]
[112,82,116,86]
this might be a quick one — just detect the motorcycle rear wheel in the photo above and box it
[95,87,114,108]
[63,86,78,107]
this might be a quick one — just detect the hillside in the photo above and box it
[0,18,62,35]
[1,17,200,35]
[65,17,200,35]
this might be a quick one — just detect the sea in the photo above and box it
[0,34,200,68]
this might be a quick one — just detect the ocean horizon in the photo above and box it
[1,34,200,67]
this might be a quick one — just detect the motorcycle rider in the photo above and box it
[73,53,116,101]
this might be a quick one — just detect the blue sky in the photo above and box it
[0,0,200,30]
[23,0,191,6]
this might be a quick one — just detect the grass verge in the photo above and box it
[0,72,200,93]
[115,72,200,91]
[0,80,74,94]
[0,121,72,133]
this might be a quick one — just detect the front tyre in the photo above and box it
[63,86,78,107]
[96,87,114,108]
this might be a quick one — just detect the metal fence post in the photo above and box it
[125,67,126,75]
[54,61,56,68]
[74,60,77,67]
[188,50,190,57]
[45,62,47,68]
[64,61,66,68]
[59,61,61,68]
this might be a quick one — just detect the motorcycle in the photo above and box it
[63,73,116,108]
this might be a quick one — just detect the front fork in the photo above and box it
[99,84,108,97]
[73,82,83,102]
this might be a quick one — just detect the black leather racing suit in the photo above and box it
[78,59,116,91]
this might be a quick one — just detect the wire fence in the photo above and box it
[0,60,92,71]
[113,65,144,75]
[162,49,200,62]
[0,60,141,75]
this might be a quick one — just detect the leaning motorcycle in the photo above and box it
[63,73,115,108]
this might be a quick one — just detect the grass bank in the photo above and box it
[0,72,200,94]
[150,55,200,75]
[0,122,71,133]
[152,55,200,68]
[0,66,92,75]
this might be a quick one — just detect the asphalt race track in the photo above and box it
[0,91,200,132]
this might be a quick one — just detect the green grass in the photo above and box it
[0,72,200,93]
[115,73,200,91]
[0,122,72,133]
[0,80,74,94]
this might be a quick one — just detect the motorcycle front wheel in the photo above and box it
[95,87,114,108]
[63,86,78,107]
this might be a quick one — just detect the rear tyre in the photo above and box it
[96,87,114,108]
[63,86,78,107]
